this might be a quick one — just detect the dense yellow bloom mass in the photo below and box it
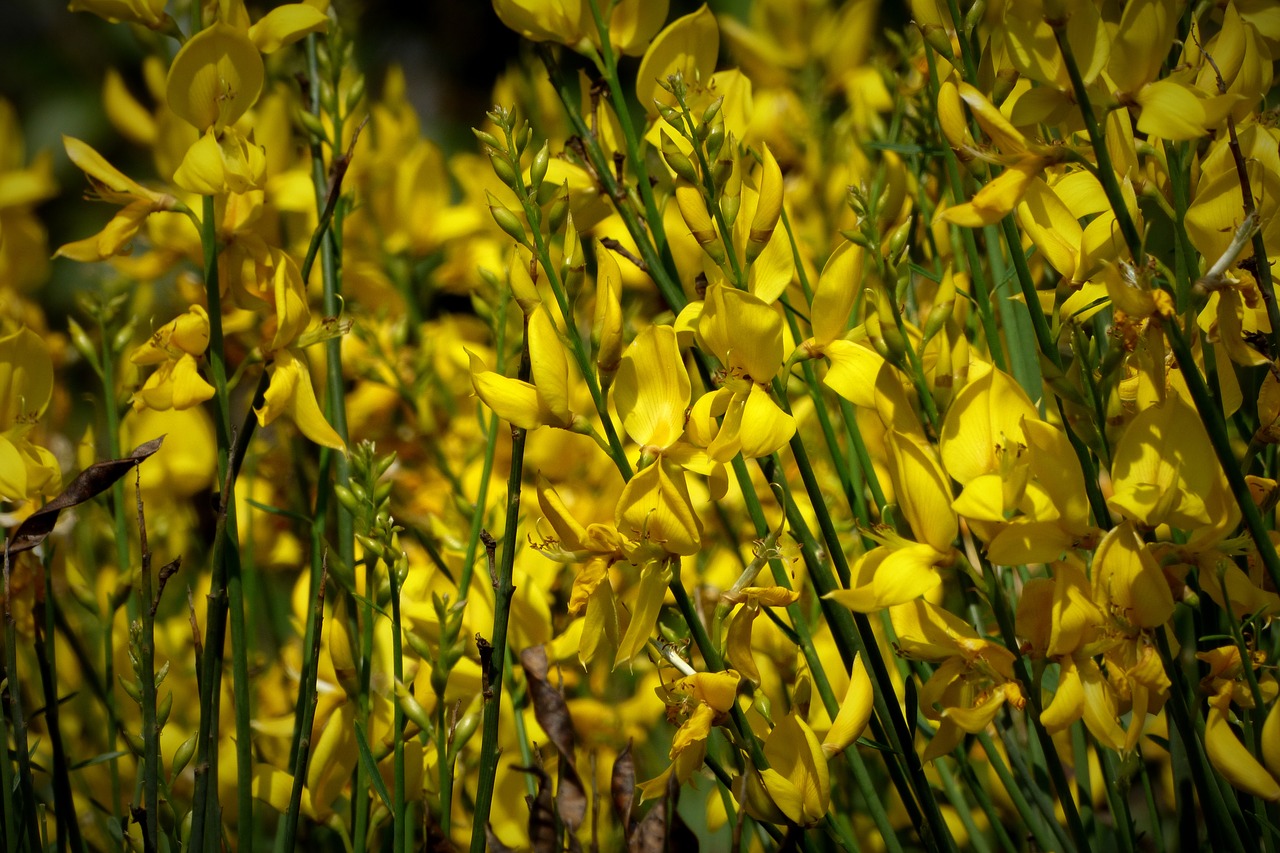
[9,0,1280,850]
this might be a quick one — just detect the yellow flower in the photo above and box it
[256,348,346,451]
[55,136,177,262]
[468,305,585,432]
[130,306,216,412]
[612,324,690,455]
[826,431,956,613]
[686,283,795,462]
[492,0,668,57]
[68,0,168,28]
[758,711,830,825]
[0,326,60,501]
[890,599,1024,760]
[636,4,718,115]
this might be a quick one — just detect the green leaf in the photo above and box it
[354,721,392,813]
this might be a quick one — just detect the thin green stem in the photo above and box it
[188,192,249,853]
[584,0,672,267]
[97,312,128,822]
[468,317,531,853]
[1050,26,1143,261]
[389,561,407,853]
[135,480,160,853]
[1154,628,1248,852]
[922,46,1008,373]
[1165,321,1280,591]
[281,565,327,852]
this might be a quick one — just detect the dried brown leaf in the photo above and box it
[521,644,587,832]
[6,437,164,555]
[611,741,636,834]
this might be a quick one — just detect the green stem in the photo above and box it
[468,318,531,853]
[1154,628,1248,852]
[97,313,128,820]
[723,461,902,852]
[135,480,160,853]
[1165,321,1280,590]
[505,133,631,480]
[539,50,687,312]
[3,547,41,852]
[584,0,671,267]
[922,46,1008,373]
[281,565,327,852]
[389,561,407,853]
[188,193,249,853]
[1050,25,1143,261]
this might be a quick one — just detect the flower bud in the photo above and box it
[158,689,173,727]
[67,317,101,373]
[171,731,198,780]
[530,141,550,192]
[660,129,699,184]
[746,143,783,264]
[472,128,502,150]
[394,679,434,735]
[675,184,725,264]
[487,151,520,191]
[486,191,528,245]
[449,708,483,758]
[921,24,954,61]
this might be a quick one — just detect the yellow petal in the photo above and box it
[636,5,719,116]
[257,349,346,451]
[103,68,157,146]
[593,241,624,381]
[1262,697,1280,780]
[1092,521,1173,630]
[614,559,673,667]
[613,324,690,451]
[1134,80,1240,141]
[887,431,956,554]
[822,656,872,757]
[1109,0,1180,93]
[941,158,1042,228]
[468,350,552,430]
[610,0,669,55]
[1047,562,1103,657]
[247,4,329,53]
[0,326,53,429]
[746,143,782,261]
[1206,690,1280,802]
[1041,656,1084,734]
[809,241,863,349]
[63,135,166,205]
[166,22,264,131]
[528,305,572,426]
[615,459,702,557]
[762,712,829,825]
[698,283,784,382]
[1017,177,1081,282]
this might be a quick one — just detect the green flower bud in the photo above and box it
[486,192,528,245]
[530,141,550,192]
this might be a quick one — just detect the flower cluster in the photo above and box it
[3,0,1280,851]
